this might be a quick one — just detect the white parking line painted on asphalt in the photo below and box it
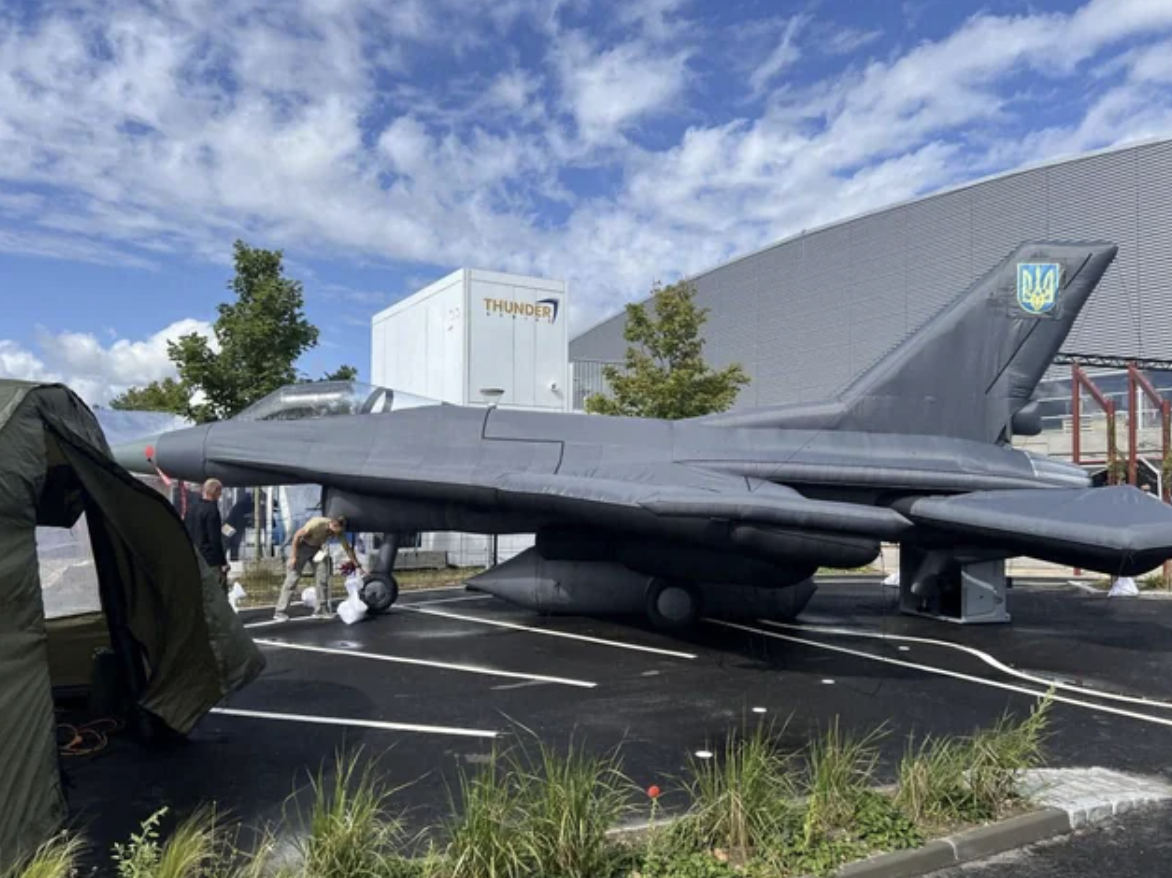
[707,619,1172,730]
[210,707,498,738]
[240,594,486,628]
[401,594,494,608]
[761,620,1172,711]
[237,583,472,615]
[253,638,597,688]
[397,606,698,659]
[243,615,336,630]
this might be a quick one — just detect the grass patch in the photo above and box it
[288,749,419,878]
[669,718,798,859]
[801,718,885,844]
[38,698,1056,878]
[1087,570,1170,591]
[510,737,632,878]
[439,736,634,878]
[965,692,1053,817]
[3,833,85,878]
[897,691,1054,829]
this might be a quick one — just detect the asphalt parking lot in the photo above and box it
[59,577,1172,866]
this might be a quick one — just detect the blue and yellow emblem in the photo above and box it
[1016,263,1061,315]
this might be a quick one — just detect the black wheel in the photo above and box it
[645,578,701,631]
[361,573,399,613]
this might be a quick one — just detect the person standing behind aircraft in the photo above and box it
[185,478,231,592]
[274,515,365,621]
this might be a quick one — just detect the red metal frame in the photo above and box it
[1071,364,1118,483]
[1073,364,1172,584]
[1128,363,1172,500]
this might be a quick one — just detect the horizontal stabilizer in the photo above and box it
[904,486,1172,575]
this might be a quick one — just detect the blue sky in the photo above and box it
[3,0,1172,405]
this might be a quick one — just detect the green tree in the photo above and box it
[115,241,320,422]
[108,377,191,413]
[171,240,319,422]
[584,279,749,419]
[320,364,359,382]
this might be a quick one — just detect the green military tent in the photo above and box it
[0,380,265,868]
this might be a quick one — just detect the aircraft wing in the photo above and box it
[903,486,1172,575]
[491,471,913,540]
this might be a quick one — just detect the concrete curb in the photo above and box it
[830,808,1072,878]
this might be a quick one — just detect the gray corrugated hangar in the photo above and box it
[570,137,1172,414]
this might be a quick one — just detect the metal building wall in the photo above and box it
[569,138,1172,410]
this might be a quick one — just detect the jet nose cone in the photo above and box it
[110,434,161,475]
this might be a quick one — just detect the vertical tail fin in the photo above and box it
[695,241,1118,443]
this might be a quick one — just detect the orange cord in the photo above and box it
[57,717,124,757]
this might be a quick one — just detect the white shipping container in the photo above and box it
[372,268,568,409]
[371,268,569,565]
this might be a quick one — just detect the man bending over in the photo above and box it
[274,515,364,620]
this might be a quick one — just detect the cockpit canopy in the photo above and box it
[234,381,442,422]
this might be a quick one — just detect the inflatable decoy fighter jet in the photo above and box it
[114,241,1172,628]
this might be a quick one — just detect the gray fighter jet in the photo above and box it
[114,241,1172,628]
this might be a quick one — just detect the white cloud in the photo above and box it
[556,32,692,143]
[615,0,692,42]
[0,341,55,383]
[2,0,1172,344]
[484,68,544,116]
[749,15,808,96]
[1125,36,1172,83]
[0,320,215,406]
[821,26,882,56]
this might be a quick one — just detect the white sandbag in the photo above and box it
[1108,576,1139,597]
[228,582,246,613]
[883,571,900,586]
[302,586,318,609]
[337,573,368,625]
[338,599,366,625]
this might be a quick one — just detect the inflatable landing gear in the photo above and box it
[361,573,399,613]
[360,532,405,614]
[645,578,701,632]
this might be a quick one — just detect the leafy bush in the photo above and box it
[850,791,923,851]
[111,806,221,878]
[640,849,741,878]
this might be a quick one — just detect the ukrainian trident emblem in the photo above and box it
[1016,263,1061,315]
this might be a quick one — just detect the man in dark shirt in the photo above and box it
[185,478,230,592]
